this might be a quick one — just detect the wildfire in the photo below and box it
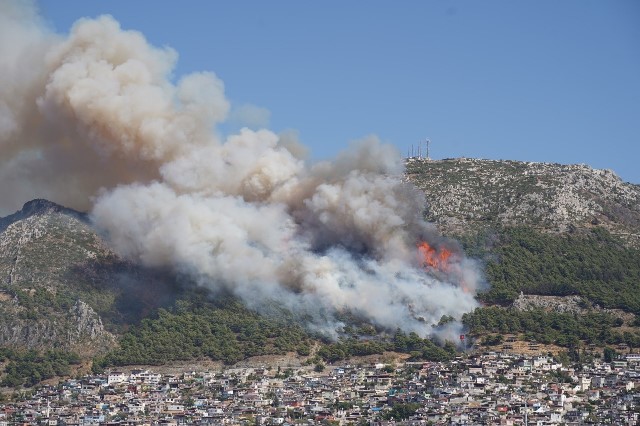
[417,241,475,294]
[418,241,452,272]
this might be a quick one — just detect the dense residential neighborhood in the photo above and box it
[0,351,638,425]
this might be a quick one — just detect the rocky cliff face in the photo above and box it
[68,300,113,344]
[406,158,640,246]
[0,300,114,352]
[0,199,191,355]
[0,200,117,354]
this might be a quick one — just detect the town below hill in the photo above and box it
[0,157,638,390]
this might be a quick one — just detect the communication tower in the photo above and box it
[407,139,432,160]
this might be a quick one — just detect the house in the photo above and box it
[107,371,127,385]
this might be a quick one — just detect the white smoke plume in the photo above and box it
[0,1,482,339]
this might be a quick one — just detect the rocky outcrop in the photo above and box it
[0,321,59,348]
[69,300,105,340]
[68,300,115,349]
[0,300,115,354]
[512,293,586,314]
[511,293,631,325]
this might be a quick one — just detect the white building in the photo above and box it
[107,371,127,385]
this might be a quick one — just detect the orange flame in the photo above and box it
[418,241,452,272]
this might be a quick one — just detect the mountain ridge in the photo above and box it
[406,157,640,247]
[0,157,638,382]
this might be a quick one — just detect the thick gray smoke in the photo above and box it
[0,1,481,339]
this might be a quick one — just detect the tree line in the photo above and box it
[462,306,640,348]
[461,226,640,313]
[0,348,80,388]
[92,298,311,371]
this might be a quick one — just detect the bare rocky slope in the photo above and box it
[0,200,179,355]
[406,157,640,246]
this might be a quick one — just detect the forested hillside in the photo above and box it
[0,199,463,387]
[406,158,640,351]
[1,156,639,388]
[464,226,640,311]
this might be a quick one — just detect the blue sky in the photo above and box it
[38,1,640,183]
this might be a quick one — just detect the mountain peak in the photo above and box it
[20,199,70,215]
[0,199,87,233]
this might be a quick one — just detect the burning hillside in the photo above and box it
[0,1,483,339]
[418,241,453,271]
